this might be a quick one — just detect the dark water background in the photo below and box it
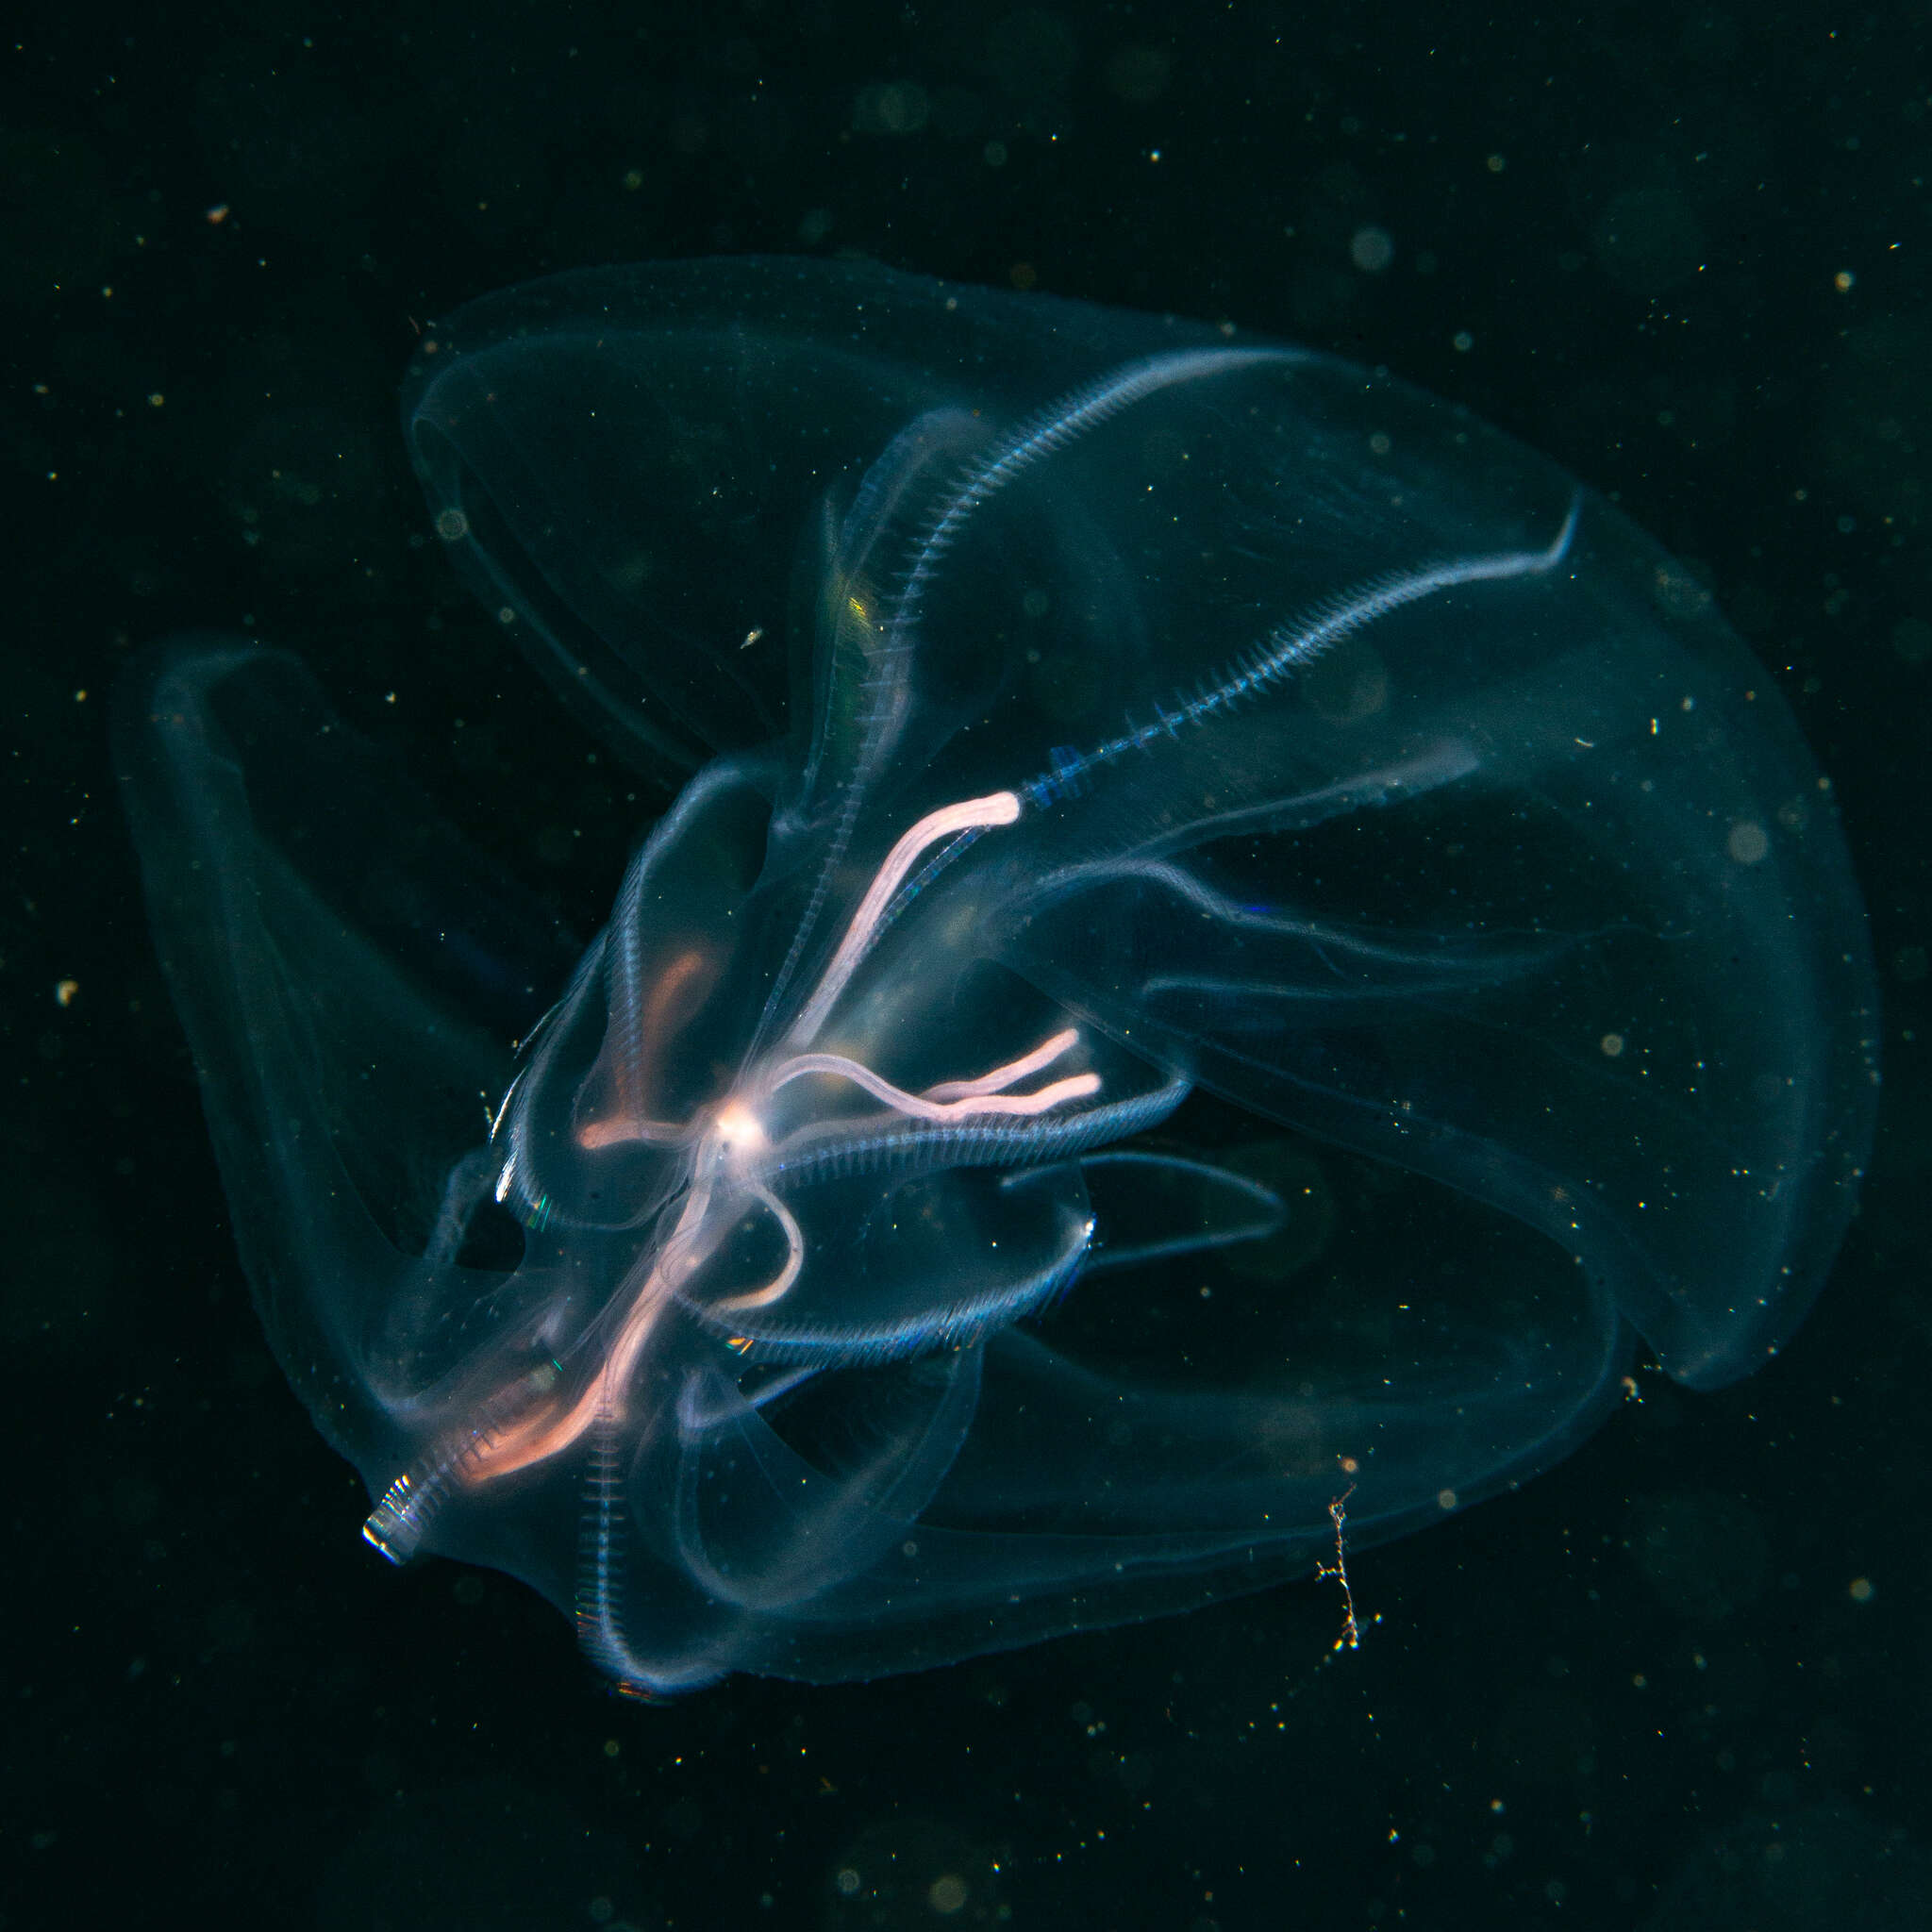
[7,5,1928,1927]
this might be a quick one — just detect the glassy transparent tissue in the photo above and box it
[118,259,1878,1693]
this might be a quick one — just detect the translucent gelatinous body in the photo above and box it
[117,259,1877,1691]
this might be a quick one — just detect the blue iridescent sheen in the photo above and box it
[117,258,1876,1692]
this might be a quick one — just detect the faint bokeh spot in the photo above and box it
[1629,1490,1770,1621]
[1592,187,1707,294]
